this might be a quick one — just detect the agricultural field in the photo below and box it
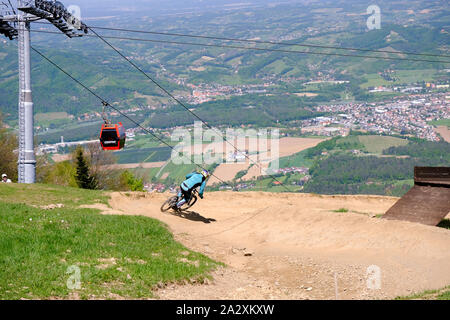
[115,147,172,164]
[272,149,314,170]
[35,112,72,122]
[357,135,409,154]
[429,118,450,128]
[360,69,440,89]
[206,137,325,183]
[434,126,450,143]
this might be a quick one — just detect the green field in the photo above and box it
[115,147,172,164]
[35,112,71,122]
[361,69,439,89]
[272,149,315,169]
[428,118,450,128]
[125,135,176,149]
[0,184,220,299]
[130,167,162,182]
[0,183,108,208]
[357,135,409,154]
[246,174,304,193]
[156,161,200,183]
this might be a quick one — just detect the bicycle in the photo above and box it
[160,188,198,213]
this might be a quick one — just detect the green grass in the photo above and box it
[130,167,162,181]
[396,286,450,300]
[428,118,450,128]
[35,112,70,122]
[357,136,408,154]
[126,136,175,149]
[333,208,349,213]
[272,149,314,170]
[157,161,198,183]
[115,147,172,164]
[244,175,303,193]
[437,219,450,230]
[361,69,439,89]
[0,184,221,299]
[34,112,73,128]
[0,183,109,209]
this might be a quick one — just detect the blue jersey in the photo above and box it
[181,172,207,196]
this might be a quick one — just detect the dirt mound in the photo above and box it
[107,191,450,300]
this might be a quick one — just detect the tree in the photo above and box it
[85,142,117,190]
[74,146,97,189]
[42,160,78,187]
[118,170,144,191]
[0,113,18,181]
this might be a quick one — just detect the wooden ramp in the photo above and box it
[383,167,450,226]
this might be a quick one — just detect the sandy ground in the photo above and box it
[435,126,450,143]
[207,137,324,183]
[208,163,250,185]
[275,137,325,158]
[99,191,450,300]
[183,137,324,157]
[242,162,269,181]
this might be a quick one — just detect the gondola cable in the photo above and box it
[87,27,294,193]
[24,28,450,64]
[31,21,450,59]
[30,45,232,188]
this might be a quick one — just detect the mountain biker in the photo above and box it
[176,169,210,209]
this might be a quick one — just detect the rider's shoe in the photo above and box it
[176,198,186,209]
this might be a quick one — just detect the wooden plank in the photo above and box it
[415,167,450,187]
[383,185,450,226]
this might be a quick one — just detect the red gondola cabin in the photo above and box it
[100,122,126,150]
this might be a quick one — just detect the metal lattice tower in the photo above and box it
[0,0,88,183]
[17,2,35,183]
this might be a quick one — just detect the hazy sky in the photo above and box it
[44,0,292,16]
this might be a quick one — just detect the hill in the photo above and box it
[0,184,219,299]
[0,0,448,135]
[109,191,450,300]
[0,183,449,299]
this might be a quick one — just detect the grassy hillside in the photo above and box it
[396,286,450,300]
[0,184,220,299]
[242,135,449,196]
[1,1,448,132]
[357,135,408,154]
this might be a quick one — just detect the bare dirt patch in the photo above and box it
[190,66,206,72]
[79,203,123,215]
[294,92,318,97]
[208,163,249,184]
[206,137,325,183]
[108,191,450,300]
[435,126,450,143]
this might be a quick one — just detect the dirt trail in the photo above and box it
[106,191,450,300]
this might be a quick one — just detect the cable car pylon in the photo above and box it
[0,0,88,183]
